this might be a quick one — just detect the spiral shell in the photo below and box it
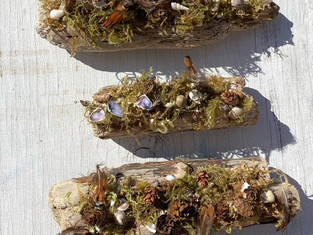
[171,2,189,11]
[229,107,244,119]
[49,9,64,20]
[176,95,187,108]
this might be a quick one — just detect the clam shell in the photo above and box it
[49,9,64,20]
[117,202,130,211]
[114,211,126,225]
[176,95,187,108]
[260,190,276,203]
[136,95,152,110]
[229,107,244,119]
[145,224,157,233]
[91,0,107,7]
[89,108,105,122]
[108,100,123,117]
[171,2,189,11]
[166,175,175,181]
[189,90,204,104]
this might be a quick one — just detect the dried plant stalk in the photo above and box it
[36,0,279,53]
[49,157,300,234]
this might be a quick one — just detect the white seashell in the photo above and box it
[165,102,175,108]
[211,0,220,12]
[241,182,250,198]
[110,199,116,207]
[166,175,175,181]
[114,211,126,225]
[117,202,130,211]
[189,90,204,104]
[229,107,244,119]
[89,108,106,122]
[231,0,244,7]
[150,180,160,187]
[50,9,65,20]
[171,2,189,11]
[145,223,157,233]
[176,95,187,108]
[260,190,276,203]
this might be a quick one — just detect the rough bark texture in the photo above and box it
[90,76,259,139]
[49,157,300,233]
[36,1,280,52]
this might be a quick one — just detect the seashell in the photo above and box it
[260,190,276,203]
[229,107,244,119]
[110,199,116,207]
[150,180,160,187]
[176,95,187,108]
[108,100,123,117]
[136,95,152,110]
[145,223,157,233]
[49,9,64,20]
[91,0,107,8]
[171,2,189,11]
[117,202,130,211]
[241,182,250,198]
[165,102,175,108]
[231,0,244,7]
[189,89,204,104]
[89,108,106,122]
[114,211,126,225]
[166,175,175,181]
[211,0,220,12]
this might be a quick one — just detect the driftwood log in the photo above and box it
[88,76,259,139]
[36,0,280,52]
[49,157,300,234]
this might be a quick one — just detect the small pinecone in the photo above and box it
[156,214,175,235]
[196,171,210,187]
[168,200,190,222]
[233,198,254,218]
[82,208,106,226]
[216,204,232,222]
[144,187,160,205]
[221,90,240,106]
[244,186,259,201]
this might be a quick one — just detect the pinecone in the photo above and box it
[168,200,190,222]
[156,214,175,235]
[244,186,259,201]
[216,204,232,222]
[196,171,211,187]
[144,187,160,205]
[221,90,240,106]
[233,198,254,218]
[82,208,106,226]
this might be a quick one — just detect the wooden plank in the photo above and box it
[0,0,312,234]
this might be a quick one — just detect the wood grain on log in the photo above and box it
[36,0,280,52]
[49,157,300,233]
[89,77,259,139]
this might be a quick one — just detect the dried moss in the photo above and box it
[41,0,276,53]
[84,71,255,135]
[71,161,287,234]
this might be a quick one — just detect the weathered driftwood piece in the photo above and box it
[49,157,300,234]
[36,0,279,52]
[84,75,259,139]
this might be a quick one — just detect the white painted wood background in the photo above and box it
[1,0,313,234]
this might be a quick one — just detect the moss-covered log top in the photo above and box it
[38,0,279,53]
[53,158,300,235]
[82,68,258,139]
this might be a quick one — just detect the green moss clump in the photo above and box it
[41,0,276,53]
[84,70,254,135]
[71,161,286,234]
